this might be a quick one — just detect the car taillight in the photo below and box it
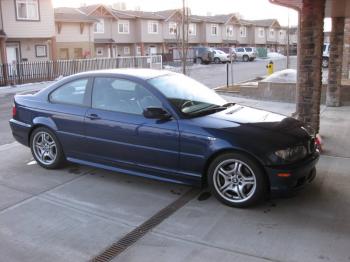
[12,104,16,117]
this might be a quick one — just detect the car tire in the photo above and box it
[207,152,267,208]
[30,127,66,169]
[243,55,249,62]
[214,57,221,64]
[322,57,329,68]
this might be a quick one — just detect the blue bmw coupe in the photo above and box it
[9,69,319,207]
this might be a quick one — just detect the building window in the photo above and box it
[136,46,141,55]
[96,47,104,56]
[240,26,247,37]
[269,29,275,37]
[118,20,129,34]
[279,30,284,38]
[124,46,130,55]
[35,45,47,57]
[94,19,104,33]
[169,22,177,35]
[211,24,218,36]
[226,25,233,37]
[148,21,159,34]
[16,0,39,20]
[74,48,83,59]
[188,23,196,36]
[258,27,264,38]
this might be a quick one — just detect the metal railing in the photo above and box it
[0,55,162,86]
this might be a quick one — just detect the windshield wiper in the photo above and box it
[188,103,235,117]
[221,102,236,108]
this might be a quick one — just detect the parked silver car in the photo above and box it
[235,47,257,62]
[212,49,230,63]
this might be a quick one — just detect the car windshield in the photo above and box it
[148,73,230,117]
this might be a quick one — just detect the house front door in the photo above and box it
[6,45,19,64]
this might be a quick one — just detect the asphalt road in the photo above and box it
[170,56,298,88]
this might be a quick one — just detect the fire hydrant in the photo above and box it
[266,60,274,75]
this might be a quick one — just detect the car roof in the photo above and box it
[71,68,172,80]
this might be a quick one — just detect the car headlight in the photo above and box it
[275,145,307,162]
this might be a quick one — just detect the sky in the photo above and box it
[52,0,331,30]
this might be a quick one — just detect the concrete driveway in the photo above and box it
[0,86,349,262]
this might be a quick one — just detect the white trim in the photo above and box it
[94,18,105,34]
[226,25,234,37]
[118,20,130,34]
[279,30,285,41]
[123,46,130,55]
[239,26,247,38]
[148,20,159,34]
[188,23,196,36]
[169,22,177,35]
[258,27,264,38]
[211,24,218,36]
[16,0,39,21]
[136,46,141,55]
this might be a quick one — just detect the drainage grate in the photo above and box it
[90,188,199,262]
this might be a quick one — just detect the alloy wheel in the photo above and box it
[213,159,256,203]
[32,131,57,165]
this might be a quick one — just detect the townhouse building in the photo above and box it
[0,0,56,64]
[0,1,295,64]
[248,19,288,52]
[54,7,96,59]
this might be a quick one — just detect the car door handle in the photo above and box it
[86,114,101,120]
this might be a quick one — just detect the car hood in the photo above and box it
[208,105,309,138]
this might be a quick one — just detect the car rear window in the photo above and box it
[50,78,88,106]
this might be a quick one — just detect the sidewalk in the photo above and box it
[0,84,349,262]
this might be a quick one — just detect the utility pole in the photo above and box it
[182,0,186,75]
[286,8,290,69]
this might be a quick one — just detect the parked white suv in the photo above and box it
[212,49,230,63]
[235,47,257,62]
[322,43,330,68]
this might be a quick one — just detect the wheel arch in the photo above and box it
[202,148,270,189]
[28,117,58,145]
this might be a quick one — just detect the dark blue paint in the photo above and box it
[9,69,319,191]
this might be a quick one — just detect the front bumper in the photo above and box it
[265,151,320,194]
[9,119,32,146]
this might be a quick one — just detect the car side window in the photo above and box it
[245,48,252,52]
[50,78,88,106]
[92,77,162,115]
[236,48,244,52]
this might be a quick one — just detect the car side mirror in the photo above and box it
[143,107,171,119]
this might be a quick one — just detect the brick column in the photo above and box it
[327,17,345,107]
[296,0,325,133]
[342,19,350,79]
